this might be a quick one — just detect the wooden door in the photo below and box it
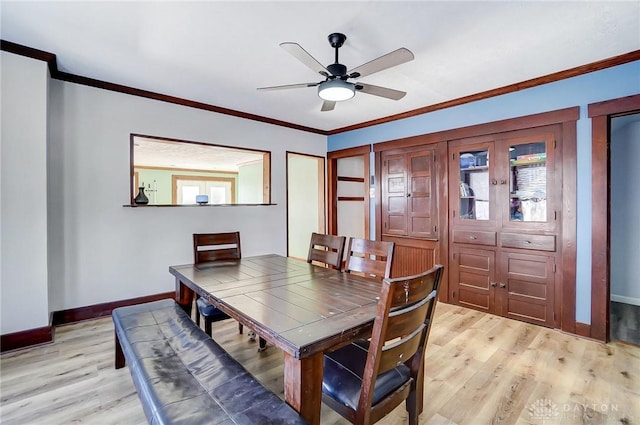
[498,251,556,327]
[407,150,437,239]
[381,153,408,236]
[381,149,437,238]
[451,245,496,314]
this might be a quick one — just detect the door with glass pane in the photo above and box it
[498,133,557,231]
[449,141,496,228]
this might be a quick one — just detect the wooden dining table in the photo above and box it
[169,254,382,425]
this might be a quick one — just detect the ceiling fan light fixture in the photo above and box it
[318,79,355,102]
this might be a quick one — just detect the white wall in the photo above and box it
[45,81,326,313]
[610,116,640,306]
[1,52,50,334]
[1,56,326,333]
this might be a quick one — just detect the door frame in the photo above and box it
[327,145,371,237]
[588,94,640,341]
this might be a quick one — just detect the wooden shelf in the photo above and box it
[510,159,546,166]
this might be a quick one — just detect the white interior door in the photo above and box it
[287,153,325,260]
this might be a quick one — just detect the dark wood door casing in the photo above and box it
[588,94,640,342]
[327,145,371,238]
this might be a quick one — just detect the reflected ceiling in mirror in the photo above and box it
[134,136,264,171]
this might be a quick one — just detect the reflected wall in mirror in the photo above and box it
[130,134,271,205]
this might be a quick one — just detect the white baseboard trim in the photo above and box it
[611,294,640,306]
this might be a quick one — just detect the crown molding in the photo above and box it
[0,39,329,136]
[3,40,638,136]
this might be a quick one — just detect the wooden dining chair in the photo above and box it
[321,265,444,425]
[307,232,347,269]
[344,238,395,281]
[193,232,267,351]
[193,232,241,334]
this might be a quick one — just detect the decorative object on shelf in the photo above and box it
[460,153,476,168]
[196,195,209,205]
[134,186,149,205]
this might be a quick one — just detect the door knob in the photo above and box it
[490,282,497,287]
[499,283,506,288]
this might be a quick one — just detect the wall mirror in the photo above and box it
[130,134,271,206]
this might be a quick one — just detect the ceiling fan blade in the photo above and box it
[257,82,320,91]
[348,48,414,79]
[321,100,336,112]
[280,42,329,77]
[356,83,406,100]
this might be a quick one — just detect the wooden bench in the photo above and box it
[112,299,308,425]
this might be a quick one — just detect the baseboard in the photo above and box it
[1,325,53,353]
[611,294,640,307]
[52,291,175,325]
[1,291,175,353]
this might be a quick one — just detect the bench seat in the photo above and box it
[112,299,307,425]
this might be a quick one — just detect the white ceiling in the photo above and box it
[2,1,639,132]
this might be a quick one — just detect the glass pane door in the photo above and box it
[509,141,546,222]
[458,149,490,220]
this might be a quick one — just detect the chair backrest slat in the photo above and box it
[307,233,346,270]
[344,238,394,281]
[377,325,424,374]
[384,297,432,342]
[193,232,241,264]
[356,265,444,422]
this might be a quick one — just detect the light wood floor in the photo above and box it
[1,303,638,425]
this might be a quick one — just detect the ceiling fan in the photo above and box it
[257,33,414,112]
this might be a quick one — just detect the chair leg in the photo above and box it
[194,298,201,326]
[406,390,419,425]
[238,323,243,334]
[258,337,267,352]
[204,318,212,336]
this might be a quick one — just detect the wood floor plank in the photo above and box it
[1,303,638,425]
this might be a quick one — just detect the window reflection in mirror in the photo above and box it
[131,134,270,205]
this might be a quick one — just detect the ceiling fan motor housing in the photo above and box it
[327,63,347,78]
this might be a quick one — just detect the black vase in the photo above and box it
[134,186,149,205]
